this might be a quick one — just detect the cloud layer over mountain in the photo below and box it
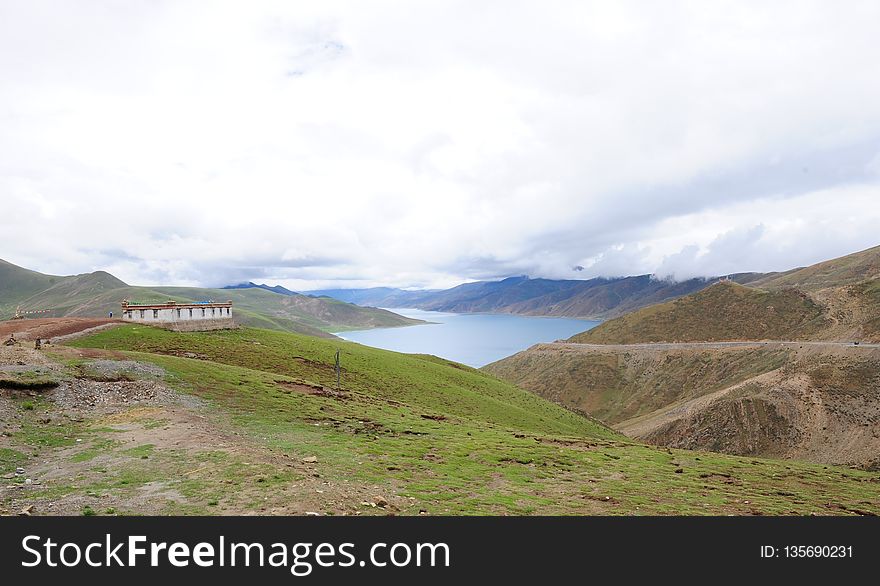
[3,1,879,288]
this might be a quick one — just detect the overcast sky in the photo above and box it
[2,1,879,290]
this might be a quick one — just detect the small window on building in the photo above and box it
[211,308,215,316]
[139,310,145,319]
[189,308,193,317]
[201,308,206,317]
[153,309,159,319]
[176,308,181,318]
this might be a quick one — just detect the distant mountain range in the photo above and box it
[223,282,299,296]
[0,259,421,337]
[302,273,769,319]
[571,244,880,344]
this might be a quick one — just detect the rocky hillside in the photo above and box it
[485,342,880,469]
[618,345,880,469]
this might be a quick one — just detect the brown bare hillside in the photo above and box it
[620,348,880,469]
[485,342,880,468]
[484,342,791,423]
[569,281,829,344]
[751,244,880,291]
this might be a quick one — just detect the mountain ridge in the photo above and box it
[0,259,421,336]
[304,273,770,319]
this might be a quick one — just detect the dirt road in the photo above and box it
[0,317,122,342]
[557,340,880,351]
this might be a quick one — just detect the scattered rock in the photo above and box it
[302,456,318,463]
[15,467,24,475]
[373,496,388,508]
[19,505,33,516]
[674,468,684,474]
[420,414,447,421]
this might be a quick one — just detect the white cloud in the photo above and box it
[1,0,879,289]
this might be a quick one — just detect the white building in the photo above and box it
[121,300,233,331]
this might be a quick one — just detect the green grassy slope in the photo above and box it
[43,325,878,515]
[0,259,73,312]
[4,271,129,317]
[570,282,829,344]
[70,325,607,437]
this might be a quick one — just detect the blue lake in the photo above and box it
[335,308,600,367]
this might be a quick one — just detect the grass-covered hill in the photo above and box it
[1,324,876,516]
[570,281,829,344]
[72,325,607,438]
[0,258,420,336]
[0,258,67,307]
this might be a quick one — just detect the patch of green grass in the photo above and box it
[0,369,62,390]
[70,439,120,463]
[15,420,85,449]
[141,418,170,430]
[123,444,155,459]
[0,447,27,474]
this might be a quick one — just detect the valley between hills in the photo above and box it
[485,245,880,471]
[1,245,879,516]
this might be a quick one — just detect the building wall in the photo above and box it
[122,306,233,323]
[165,318,235,332]
[121,306,234,333]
